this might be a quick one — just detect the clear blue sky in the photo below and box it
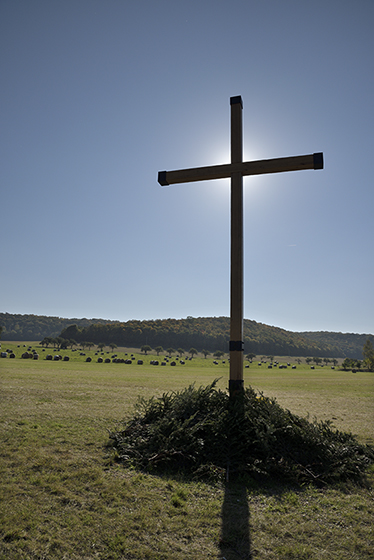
[1,0,373,335]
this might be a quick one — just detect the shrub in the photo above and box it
[109,380,374,485]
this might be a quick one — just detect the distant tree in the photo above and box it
[51,336,68,350]
[363,339,374,372]
[98,342,106,351]
[109,343,118,352]
[323,358,330,366]
[313,357,322,366]
[177,348,185,357]
[246,353,256,362]
[267,355,274,363]
[60,324,81,342]
[342,358,353,370]
[306,357,312,365]
[167,348,175,356]
[214,350,225,359]
[81,341,88,350]
[154,346,163,356]
[201,349,210,359]
[55,337,64,350]
[40,336,53,348]
[141,345,152,355]
[189,348,198,358]
[332,358,338,367]
[69,339,77,349]
[87,342,95,350]
[296,358,301,365]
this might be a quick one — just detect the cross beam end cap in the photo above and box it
[313,152,324,170]
[158,171,169,186]
[230,96,243,108]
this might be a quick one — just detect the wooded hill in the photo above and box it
[0,313,116,342]
[1,312,372,359]
[298,331,374,362]
[59,317,372,359]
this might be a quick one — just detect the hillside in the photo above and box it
[0,313,118,342]
[1,312,372,359]
[59,317,371,359]
[298,331,374,361]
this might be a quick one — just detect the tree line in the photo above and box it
[0,313,116,341]
[38,337,374,372]
[2,313,373,359]
[38,338,228,363]
[58,316,372,359]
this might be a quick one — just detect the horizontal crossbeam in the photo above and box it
[158,152,323,186]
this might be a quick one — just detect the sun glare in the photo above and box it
[205,144,229,166]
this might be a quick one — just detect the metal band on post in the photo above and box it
[229,340,244,352]
[229,379,244,398]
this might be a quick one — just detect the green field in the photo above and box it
[1,343,373,559]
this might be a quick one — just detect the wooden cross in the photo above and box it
[158,96,323,396]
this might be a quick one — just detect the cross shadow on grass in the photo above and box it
[219,479,252,560]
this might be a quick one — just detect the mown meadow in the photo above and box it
[0,342,373,559]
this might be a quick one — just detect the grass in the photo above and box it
[0,342,373,559]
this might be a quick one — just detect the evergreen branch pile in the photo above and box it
[109,381,374,485]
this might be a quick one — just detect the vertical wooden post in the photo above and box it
[229,96,244,397]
